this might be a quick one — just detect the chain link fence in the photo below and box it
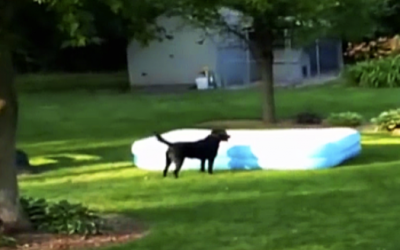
[216,35,343,88]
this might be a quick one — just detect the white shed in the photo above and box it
[273,49,311,85]
[127,16,220,87]
[127,14,340,88]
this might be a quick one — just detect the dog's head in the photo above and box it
[210,129,230,141]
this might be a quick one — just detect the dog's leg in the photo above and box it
[200,159,206,172]
[173,157,185,178]
[207,157,215,174]
[163,152,172,177]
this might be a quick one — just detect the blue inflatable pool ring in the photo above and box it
[131,128,361,171]
[227,146,261,170]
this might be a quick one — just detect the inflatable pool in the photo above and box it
[131,128,361,171]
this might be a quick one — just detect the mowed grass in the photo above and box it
[17,83,400,250]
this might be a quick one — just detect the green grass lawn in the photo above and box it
[17,84,400,250]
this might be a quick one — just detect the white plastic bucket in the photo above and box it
[195,77,208,90]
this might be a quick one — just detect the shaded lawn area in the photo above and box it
[17,85,400,250]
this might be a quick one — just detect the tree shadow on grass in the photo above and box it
[28,144,133,174]
[24,163,134,182]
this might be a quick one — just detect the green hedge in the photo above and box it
[325,112,364,127]
[371,108,400,131]
[15,72,130,92]
[343,55,400,88]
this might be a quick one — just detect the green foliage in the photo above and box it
[344,55,400,88]
[0,235,17,248]
[29,0,168,47]
[20,196,104,235]
[175,0,388,45]
[325,112,363,127]
[371,109,400,131]
[15,72,129,92]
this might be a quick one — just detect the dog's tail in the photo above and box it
[154,133,173,146]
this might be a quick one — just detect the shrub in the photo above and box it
[0,219,16,247]
[325,112,363,127]
[0,235,16,248]
[343,55,400,88]
[20,197,104,235]
[371,109,400,131]
[294,111,323,125]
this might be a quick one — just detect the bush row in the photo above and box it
[343,55,400,88]
[299,110,400,131]
[20,197,104,235]
[15,72,130,93]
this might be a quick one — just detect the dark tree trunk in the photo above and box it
[251,27,276,124]
[0,45,31,233]
[259,47,276,123]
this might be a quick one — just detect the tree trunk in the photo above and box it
[252,29,276,124]
[259,49,276,124]
[0,45,31,233]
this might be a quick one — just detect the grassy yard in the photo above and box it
[17,84,400,250]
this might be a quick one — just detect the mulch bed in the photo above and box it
[2,214,148,250]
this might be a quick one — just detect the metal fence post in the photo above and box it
[245,30,251,85]
[337,40,343,71]
[316,39,321,76]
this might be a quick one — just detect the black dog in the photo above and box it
[155,129,230,178]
